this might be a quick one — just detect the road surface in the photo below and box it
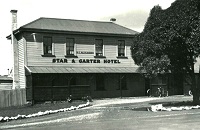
[1,96,199,130]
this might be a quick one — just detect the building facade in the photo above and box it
[7,17,149,102]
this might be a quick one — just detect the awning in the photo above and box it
[26,66,141,74]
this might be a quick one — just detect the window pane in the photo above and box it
[47,46,52,53]
[97,42,103,47]
[70,42,74,46]
[66,43,70,46]
[69,47,74,51]
[70,51,74,54]
[96,47,102,53]
[119,49,124,53]
[66,50,70,55]
[48,37,51,44]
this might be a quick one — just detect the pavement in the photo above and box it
[1,95,198,130]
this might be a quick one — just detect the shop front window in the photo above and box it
[117,75,127,90]
[96,74,105,90]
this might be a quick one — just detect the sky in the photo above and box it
[0,0,175,75]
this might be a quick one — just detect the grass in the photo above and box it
[163,101,196,107]
[0,100,87,117]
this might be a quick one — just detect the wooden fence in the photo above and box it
[0,89,26,108]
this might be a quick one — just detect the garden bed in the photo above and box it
[149,101,200,112]
[0,100,90,122]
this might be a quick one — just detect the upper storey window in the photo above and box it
[95,39,105,58]
[66,38,75,55]
[65,38,77,58]
[42,36,55,57]
[118,40,125,57]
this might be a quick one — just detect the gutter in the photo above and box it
[6,27,138,40]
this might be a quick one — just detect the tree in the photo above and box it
[131,0,200,103]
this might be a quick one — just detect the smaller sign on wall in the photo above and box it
[77,51,94,54]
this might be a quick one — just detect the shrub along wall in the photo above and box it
[0,89,26,108]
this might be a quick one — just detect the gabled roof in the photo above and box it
[19,17,138,35]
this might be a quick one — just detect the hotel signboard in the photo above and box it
[52,58,121,64]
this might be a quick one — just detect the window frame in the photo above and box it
[117,40,128,59]
[42,36,55,57]
[65,38,77,58]
[94,39,106,58]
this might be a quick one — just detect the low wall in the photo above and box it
[0,89,26,108]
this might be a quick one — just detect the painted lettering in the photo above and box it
[60,59,63,63]
[104,59,120,64]
[56,59,60,63]
[90,59,93,63]
[77,51,94,54]
[52,58,120,64]
[64,59,68,63]
[52,58,68,63]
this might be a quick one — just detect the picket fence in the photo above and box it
[0,89,26,108]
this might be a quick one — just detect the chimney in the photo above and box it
[110,18,116,22]
[10,10,18,31]
[10,10,19,89]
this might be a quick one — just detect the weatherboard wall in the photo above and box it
[18,36,26,88]
[23,32,137,68]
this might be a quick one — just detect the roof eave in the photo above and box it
[6,28,21,40]
[19,28,138,37]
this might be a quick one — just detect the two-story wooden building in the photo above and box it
[7,15,149,102]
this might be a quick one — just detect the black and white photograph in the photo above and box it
[1,0,200,129]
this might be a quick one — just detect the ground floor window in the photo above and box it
[117,75,127,90]
[96,74,105,90]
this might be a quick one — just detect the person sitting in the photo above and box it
[67,95,73,103]
[147,89,151,97]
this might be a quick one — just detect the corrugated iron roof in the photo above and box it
[0,76,12,81]
[20,17,138,35]
[26,66,200,74]
[27,66,140,74]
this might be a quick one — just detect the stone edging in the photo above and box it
[149,104,200,112]
[0,102,90,122]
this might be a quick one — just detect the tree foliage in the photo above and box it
[132,0,200,76]
[131,0,200,103]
